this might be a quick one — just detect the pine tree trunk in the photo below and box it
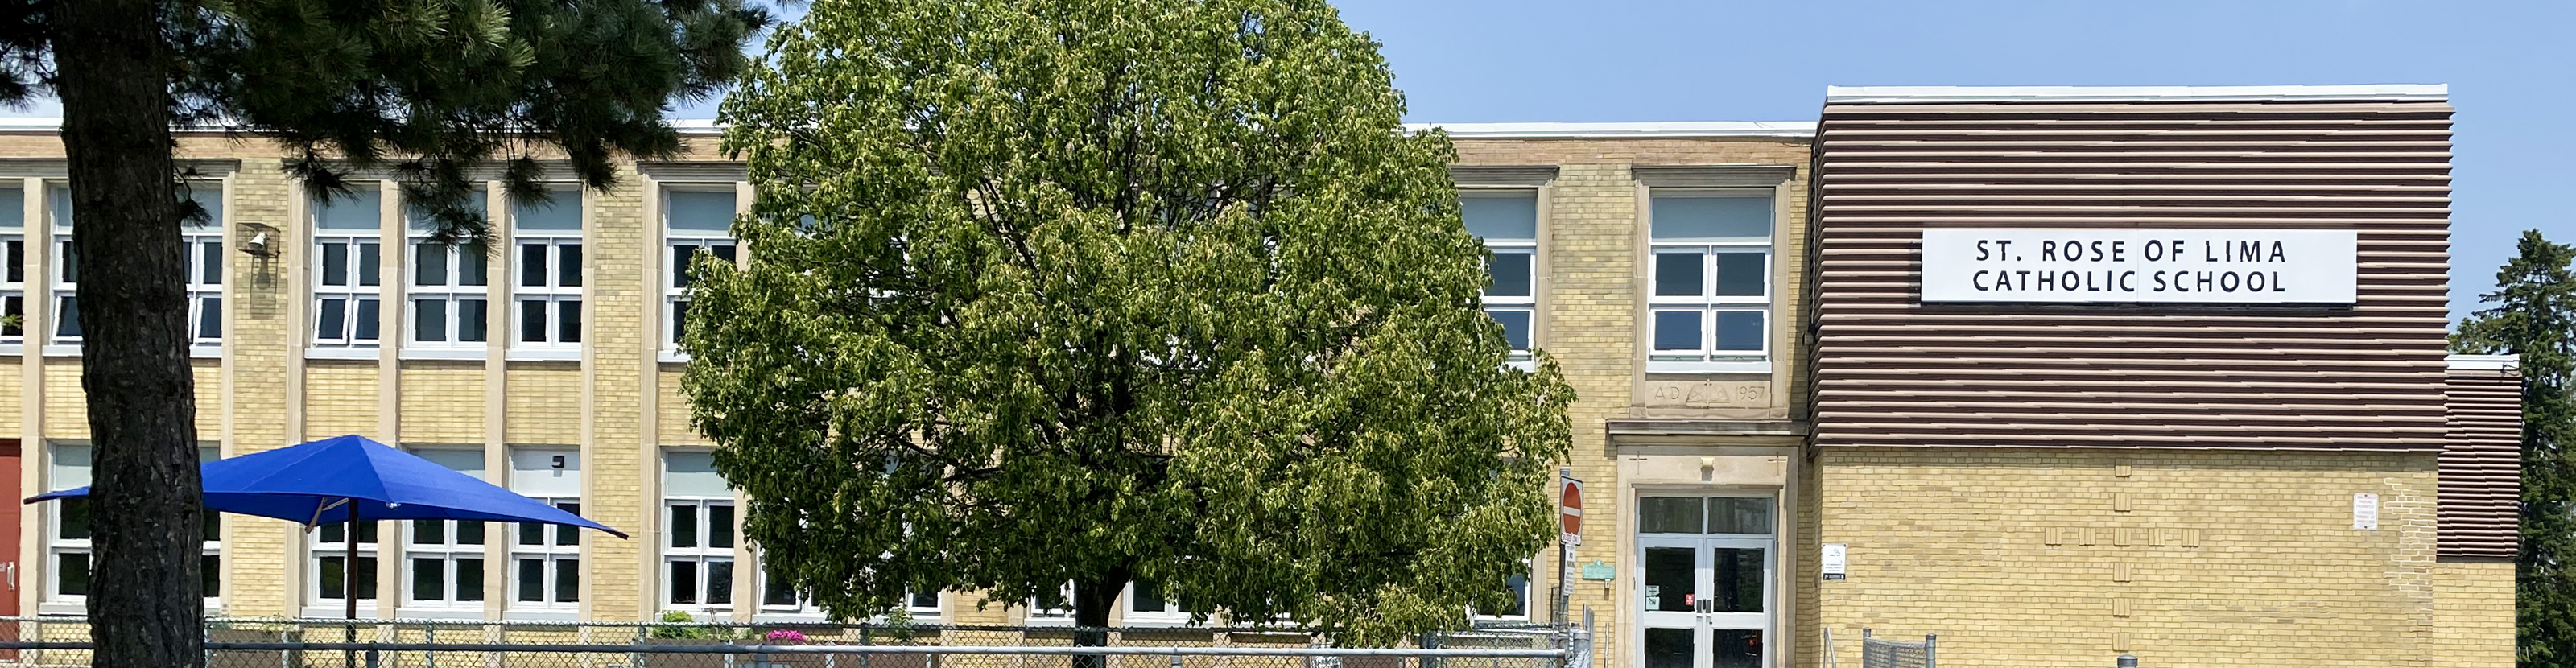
[52,1,205,667]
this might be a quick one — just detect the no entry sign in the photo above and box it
[1559,471,1582,545]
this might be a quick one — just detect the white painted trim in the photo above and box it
[304,346,382,361]
[2446,353,2520,371]
[1406,122,1815,138]
[398,347,489,361]
[1825,84,2448,103]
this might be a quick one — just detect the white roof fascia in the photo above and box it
[2445,353,2521,371]
[1826,85,2448,103]
[1406,121,1817,138]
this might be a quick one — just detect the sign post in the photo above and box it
[1557,468,1582,626]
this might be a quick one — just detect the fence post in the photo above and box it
[860,626,871,668]
[365,645,382,668]
[1922,634,1934,668]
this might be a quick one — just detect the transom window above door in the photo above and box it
[1639,496,1773,535]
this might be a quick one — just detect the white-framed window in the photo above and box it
[1472,559,1534,622]
[0,186,24,344]
[1026,581,1078,625]
[663,450,736,614]
[508,446,581,612]
[402,447,487,613]
[45,184,77,346]
[46,442,223,608]
[183,183,225,348]
[514,187,584,355]
[1123,579,1190,626]
[1465,192,1538,359]
[1646,192,1773,373]
[308,500,380,608]
[406,194,489,355]
[312,188,384,348]
[663,188,737,352]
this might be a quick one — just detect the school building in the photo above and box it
[0,85,2522,667]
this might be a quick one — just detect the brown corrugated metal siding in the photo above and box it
[2443,363,2523,559]
[1809,99,2454,449]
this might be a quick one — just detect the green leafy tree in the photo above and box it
[2450,230,2576,666]
[683,0,1575,646]
[0,1,766,665]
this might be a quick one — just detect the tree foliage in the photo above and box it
[2450,229,2576,666]
[1,1,766,666]
[685,0,1576,644]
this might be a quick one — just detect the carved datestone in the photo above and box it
[1640,381,1769,409]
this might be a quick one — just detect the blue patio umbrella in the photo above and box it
[24,434,628,622]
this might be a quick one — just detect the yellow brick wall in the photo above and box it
[397,361,485,441]
[658,368,710,445]
[504,363,584,444]
[0,359,19,432]
[303,361,381,439]
[2431,560,2515,668]
[219,154,301,617]
[41,359,85,438]
[581,161,650,621]
[1812,448,2448,668]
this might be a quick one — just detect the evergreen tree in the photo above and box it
[2451,229,2576,666]
[0,2,767,666]
[684,0,1577,647]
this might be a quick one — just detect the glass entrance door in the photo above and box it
[1637,496,1773,668]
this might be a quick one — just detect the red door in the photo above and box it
[0,438,21,619]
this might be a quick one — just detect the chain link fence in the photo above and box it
[0,617,1576,668]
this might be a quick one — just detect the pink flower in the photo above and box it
[765,629,810,644]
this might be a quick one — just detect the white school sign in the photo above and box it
[1919,229,2359,304]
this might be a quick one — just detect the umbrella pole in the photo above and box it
[346,501,358,667]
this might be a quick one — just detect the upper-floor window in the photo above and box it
[407,194,489,355]
[663,189,737,351]
[1647,193,1772,373]
[1464,192,1538,358]
[46,185,76,345]
[508,446,582,612]
[514,188,584,354]
[182,184,225,348]
[0,187,23,344]
[312,188,384,348]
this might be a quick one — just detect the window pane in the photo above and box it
[316,299,345,340]
[413,557,444,601]
[357,521,378,544]
[1131,580,1164,612]
[319,556,345,599]
[459,521,485,546]
[670,560,698,604]
[1,295,18,336]
[1653,252,1703,297]
[5,240,22,283]
[415,244,449,286]
[354,299,379,341]
[1637,497,1703,534]
[517,559,543,601]
[673,245,702,288]
[911,590,939,609]
[554,559,579,602]
[559,244,582,287]
[711,244,737,265]
[1488,309,1531,352]
[320,243,349,287]
[1712,548,1764,613]
[202,554,220,596]
[353,556,378,600]
[1461,194,1538,240]
[413,519,445,545]
[357,242,381,287]
[671,300,691,342]
[458,558,484,601]
[1712,629,1762,668]
[708,505,733,549]
[1714,252,1764,297]
[54,295,78,338]
[1500,571,1530,616]
[558,300,582,344]
[459,299,486,342]
[1715,311,1764,353]
[707,560,733,606]
[316,191,382,231]
[204,512,221,542]
[765,575,797,607]
[1651,311,1703,352]
[60,498,89,539]
[1484,250,1532,298]
[197,297,222,340]
[667,191,737,233]
[1707,497,1773,535]
[670,505,698,548]
[518,522,543,546]
[519,244,547,287]
[60,553,90,597]
[1650,196,1770,241]
[515,190,582,232]
[0,189,20,230]
[1642,547,1692,612]
[520,300,547,343]
[460,245,487,287]
[414,299,448,343]
[555,502,581,545]
[320,521,344,544]
[57,242,75,283]
[200,239,224,285]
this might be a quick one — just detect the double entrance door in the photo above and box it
[1637,495,1773,668]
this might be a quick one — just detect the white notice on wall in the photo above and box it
[1919,229,2359,303]
[2354,493,2380,530]
[1821,543,1847,581]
